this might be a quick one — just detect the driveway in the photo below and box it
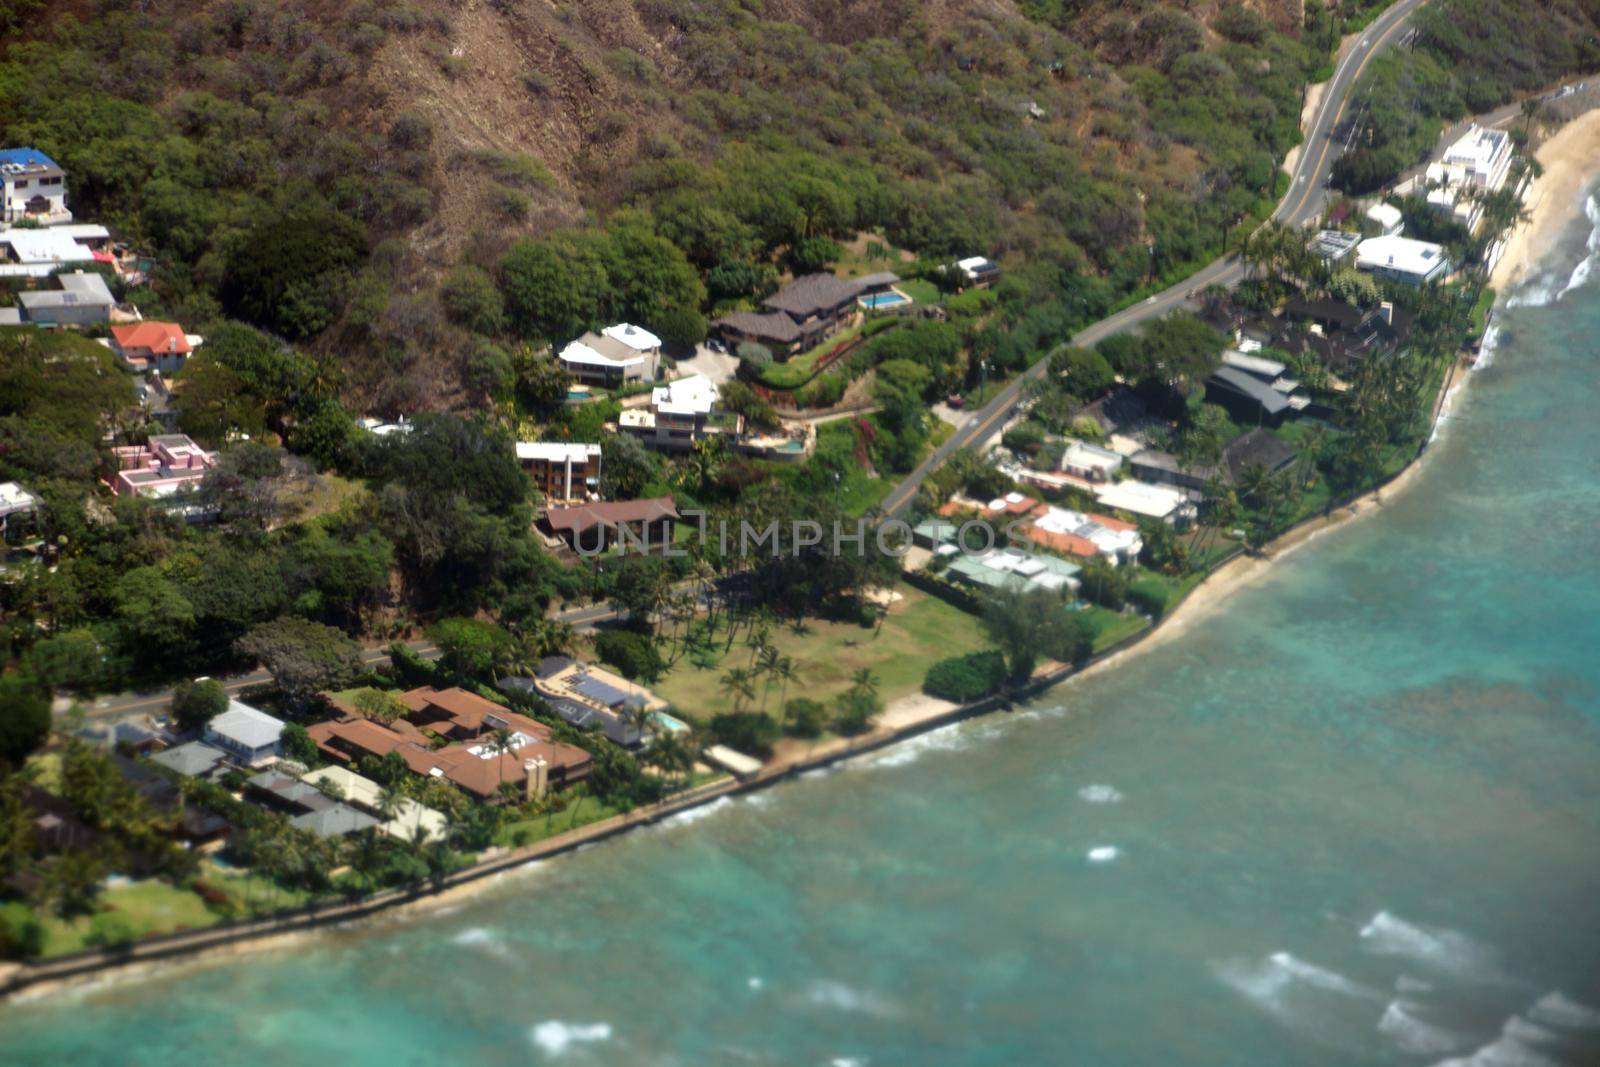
[675,345,740,384]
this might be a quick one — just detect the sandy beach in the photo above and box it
[1492,107,1600,290]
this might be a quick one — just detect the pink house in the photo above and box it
[108,434,215,498]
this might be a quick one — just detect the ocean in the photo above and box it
[5,198,1600,1065]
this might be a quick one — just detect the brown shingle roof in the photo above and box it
[712,310,802,344]
[761,273,864,317]
[545,496,678,536]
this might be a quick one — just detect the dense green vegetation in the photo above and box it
[1333,0,1600,193]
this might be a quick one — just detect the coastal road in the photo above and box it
[877,0,1432,518]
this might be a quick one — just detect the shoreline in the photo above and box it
[0,360,1470,1005]
[1492,107,1600,290]
[4,98,1582,1010]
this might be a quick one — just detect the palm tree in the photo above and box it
[849,667,879,703]
[755,645,782,713]
[719,667,755,714]
[487,727,519,795]
[774,656,798,726]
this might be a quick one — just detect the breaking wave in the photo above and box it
[1379,999,1465,1055]
[1431,1032,1562,1067]
[1359,911,1500,979]
[1077,783,1124,804]
[529,1020,614,1057]
[1086,845,1120,863]
[1529,991,1600,1031]
[1213,951,1377,1023]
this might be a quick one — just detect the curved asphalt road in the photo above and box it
[878,0,1432,518]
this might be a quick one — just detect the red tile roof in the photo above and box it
[1023,525,1100,559]
[110,322,191,356]
[545,496,678,535]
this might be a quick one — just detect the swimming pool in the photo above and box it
[649,711,690,734]
[859,291,911,310]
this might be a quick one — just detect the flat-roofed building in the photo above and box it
[108,434,214,498]
[1355,235,1450,286]
[15,270,113,325]
[517,441,601,504]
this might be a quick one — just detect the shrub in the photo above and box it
[784,697,828,738]
[709,711,781,758]
[1126,577,1172,620]
[594,630,664,683]
[85,911,138,950]
[923,651,1008,702]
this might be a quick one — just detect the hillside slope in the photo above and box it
[1,0,1323,409]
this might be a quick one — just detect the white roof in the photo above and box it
[516,441,601,463]
[705,744,763,777]
[1442,125,1509,170]
[1356,235,1447,278]
[652,374,719,417]
[1365,202,1404,228]
[601,322,661,352]
[301,766,446,841]
[0,481,37,518]
[1222,349,1287,379]
[205,700,285,750]
[0,228,96,266]
[958,255,996,271]
[1093,479,1185,520]
[1060,440,1124,470]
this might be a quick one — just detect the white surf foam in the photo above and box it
[1474,324,1501,370]
[864,723,970,769]
[1431,1033,1562,1067]
[1507,275,1560,308]
[530,1020,614,1057]
[1087,845,1120,863]
[1501,1015,1561,1047]
[1380,999,1464,1055]
[659,796,733,827]
[1529,991,1600,1030]
[747,976,765,991]
[1077,783,1123,804]
[1214,951,1377,1022]
[1398,975,1436,995]
[1359,911,1499,979]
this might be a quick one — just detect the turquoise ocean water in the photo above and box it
[6,200,1600,1065]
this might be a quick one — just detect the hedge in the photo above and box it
[922,650,1008,702]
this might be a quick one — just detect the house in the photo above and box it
[1277,298,1411,372]
[1205,365,1294,427]
[1439,124,1513,193]
[939,492,1142,566]
[0,224,109,278]
[1,481,37,539]
[202,700,286,767]
[1074,387,1154,443]
[558,323,662,386]
[245,771,380,838]
[307,687,593,801]
[356,415,411,437]
[1128,449,1218,494]
[148,741,232,781]
[1091,478,1193,525]
[956,256,1001,288]
[0,148,70,225]
[299,766,446,842]
[944,547,1081,596]
[711,272,899,357]
[1309,230,1361,266]
[618,374,740,450]
[1058,440,1124,484]
[543,496,679,552]
[1220,428,1297,485]
[517,441,602,504]
[1365,202,1405,237]
[507,657,672,749]
[15,270,114,326]
[108,434,215,498]
[108,322,199,375]
[1355,235,1449,286]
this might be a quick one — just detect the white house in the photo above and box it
[1058,440,1124,484]
[202,699,286,767]
[0,224,109,279]
[956,255,1001,288]
[558,322,661,386]
[1440,124,1513,193]
[1093,479,1192,525]
[0,148,70,225]
[618,373,738,451]
[1355,235,1450,286]
[516,441,602,503]
[1364,202,1405,237]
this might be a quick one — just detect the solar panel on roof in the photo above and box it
[571,673,632,707]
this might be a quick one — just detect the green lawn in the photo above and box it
[1083,607,1152,653]
[495,790,625,848]
[39,880,220,956]
[652,587,993,723]
[755,322,867,389]
[899,278,940,304]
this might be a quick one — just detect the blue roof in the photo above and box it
[0,148,59,169]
